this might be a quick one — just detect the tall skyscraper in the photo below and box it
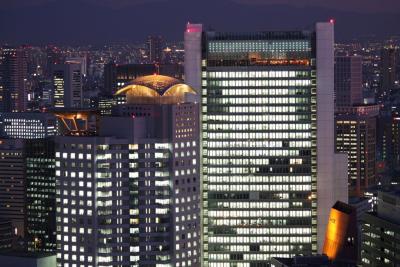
[147,36,164,63]
[110,74,201,266]
[0,139,26,238]
[55,136,131,267]
[334,56,363,109]
[185,22,348,265]
[55,75,201,267]
[103,61,117,96]
[379,46,398,101]
[66,57,87,77]
[53,62,82,108]
[45,45,63,79]
[335,105,379,197]
[0,46,28,112]
[377,108,400,173]
[25,138,56,252]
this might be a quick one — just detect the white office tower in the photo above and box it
[66,57,87,77]
[185,22,347,266]
[55,74,201,267]
[55,136,130,267]
[107,74,201,266]
[53,62,83,108]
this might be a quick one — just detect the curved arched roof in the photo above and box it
[164,84,196,97]
[115,75,197,100]
[133,75,180,93]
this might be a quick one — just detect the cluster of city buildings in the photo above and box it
[0,21,399,267]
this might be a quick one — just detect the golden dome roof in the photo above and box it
[133,75,180,93]
[115,75,196,102]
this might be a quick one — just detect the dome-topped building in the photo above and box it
[115,74,196,104]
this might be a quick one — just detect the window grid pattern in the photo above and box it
[202,36,317,266]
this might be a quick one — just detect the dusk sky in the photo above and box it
[1,0,399,44]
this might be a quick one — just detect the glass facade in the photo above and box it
[26,138,56,251]
[201,32,318,266]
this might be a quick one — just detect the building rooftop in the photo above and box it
[0,251,55,259]
[271,254,331,267]
[115,74,196,104]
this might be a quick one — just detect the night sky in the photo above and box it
[0,0,399,45]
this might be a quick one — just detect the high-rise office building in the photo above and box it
[0,139,26,238]
[0,46,28,112]
[66,57,87,77]
[379,46,398,101]
[45,45,63,79]
[361,190,400,266]
[378,109,400,172]
[55,136,131,267]
[334,56,363,109]
[185,22,348,265]
[53,62,82,108]
[335,105,379,197]
[109,74,201,266]
[25,138,56,252]
[147,35,164,63]
[55,75,201,267]
[103,62,117,96]
[0,112,57,139]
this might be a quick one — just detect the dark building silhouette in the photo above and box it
[377,108,400,173]
[335,105,379,197]
[0,219,13,251]
[334,56,363,109]
[0,47,28,112]
[25,138,56,252]
[0,251,56,266]
[147,35,164,63]
[379,46,398,101]
[0,139,26,239]
[103,61,117,96]
[361,190,400,266]
[45,45,63,79]
[271,255,331,267]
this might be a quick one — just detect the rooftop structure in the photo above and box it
[0,251,56,267]
[115,74,196,104]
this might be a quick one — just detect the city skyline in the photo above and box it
[1,1,400,265]
[0,0,400,45]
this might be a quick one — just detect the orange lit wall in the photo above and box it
[323,208,350,260]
